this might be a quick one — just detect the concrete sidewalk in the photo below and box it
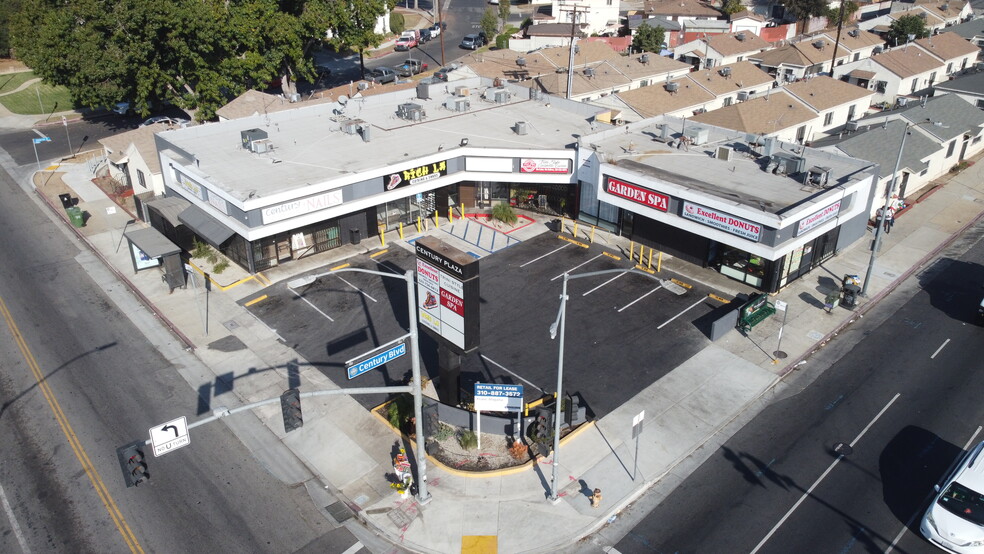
[29,149,984,553]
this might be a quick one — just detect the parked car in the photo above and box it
[140,116,188,128]
[366,67,399,84]
[395,31,418,51]
[433,64,457,81]
[921,440,984,552]
[460,33,486,50]
[113,102,135,116]
[429,22,446,37]
[397,59,429,78]
[419,28,432,43]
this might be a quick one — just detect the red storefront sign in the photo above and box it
[606,177,669,212]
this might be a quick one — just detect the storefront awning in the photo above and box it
[178,204,236,246]
[146,196,191,227]
[124,226,181,258]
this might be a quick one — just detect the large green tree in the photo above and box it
[632,22,666,54]
[886,14,929,47]
[326,0,397,79]
[10,0,374,121]
[782,0,830,21]
[825,0,858,26]
[498,0,511,31]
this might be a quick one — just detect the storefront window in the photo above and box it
[717,247,766,288]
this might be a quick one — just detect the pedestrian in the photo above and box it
[884,207,894,234]
[875,207,884,231]
[590,488,602,508]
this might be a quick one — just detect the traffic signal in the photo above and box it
[280,389,303,433]
[116,441,149,488]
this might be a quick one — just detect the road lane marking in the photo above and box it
[479,354,548,394]
[551,254,603,281]
[886,425,984,554]
[582,272,626,296]
[244,294,267,307]
[335,275,378,303]
[930,338,950,359]
[289,288,335,322]
[0,480,30,553]
[520,243,570,267]
[618,286,662,312]
[656,297,707,329]
[751,393,901,554]
[0,296,144,553]
[340,542,365,554]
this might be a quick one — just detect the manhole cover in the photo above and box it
[222,319,241,331]
[325,501,354,523]
[387,507,414,528]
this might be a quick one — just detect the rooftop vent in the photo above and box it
[455,86,469,97]
[719,66,732,77]
[515,121,527,135]
[665,81,679,92]
[517,57,526,67]
[736,32,746,41]
[848,29,860,37]
[584,67,595,77]
[240,128,268,150]
[397,102,425,121]
[640,53,650,64]
[813,40,825,49]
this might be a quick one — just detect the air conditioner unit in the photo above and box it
[446,97,471,112]
[771,152,806,175]
[493,89,509,104]
[530,88,542,101]
[516,57,526,67]
[846,120,859,131]
[640,53,650,64]
[397,102,425,121]
[848,29,860,38]
[737,90,750,101]
[683,126,709,145]
[807,165,831,187]
[717,146,733,161]
[584,67,595,77]
[813,40,825,49]
[665,81,679,92]
[240,128,268,150]
[515,121,527,135]
[455,86,469,97]
[341,120,360,134]
[555,67,567,73]
[719,67,732,77]
[358,81,369,90]
[736,32,746,41]
[359,124,372,142]
[251,138,272,153]
[896,96,909,107]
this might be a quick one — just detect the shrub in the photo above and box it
[387,394,414,430]
[458,429,478,450]
[951,161,970,173]
[434,422,454,441]
[390,13,405,35]
[492,203,517,225]
[192,239,211,259]
[213,260,229,274]
[508,440,529,460]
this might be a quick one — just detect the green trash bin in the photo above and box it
[66,206,84,228]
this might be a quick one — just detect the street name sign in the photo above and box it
[346,341,407,380]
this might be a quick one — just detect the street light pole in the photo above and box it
[548,273,569,503]
[861,119,941,297]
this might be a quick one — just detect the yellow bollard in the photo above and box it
[448,207,453,224]
[572,222,578,239]
[590,226,596,243]
[630,241,635,260]
[399,222,404,240]
[647,248,652,268]
[379,224,386,247]
[657,251,663,272]
[434,210,439,229]
[560,216,566,234]
[416,216,422,233]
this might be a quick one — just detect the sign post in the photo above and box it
[631,410,644,481]
[32,136,51,171]
[773,300,788,363]
[473,383,523,449]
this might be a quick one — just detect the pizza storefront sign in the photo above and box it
[384,160,448,190]
[605,177,669,212]
[681,201,762,242]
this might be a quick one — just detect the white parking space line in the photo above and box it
[371,258,402,274]
[751,393,901,554]
[335,275,378,303]
[340,541,364,554]
[520,243,571,268]
[656,297,706,329]
[480,354,548,394]
[289,288,335,322]
[930,338,950,359]
[582,272,626,297]
[618,286,662,313]
[886,424,984,554]
[551,254,604,281]
[0,481,30,554]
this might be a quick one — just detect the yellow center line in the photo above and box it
[0,296,144,553]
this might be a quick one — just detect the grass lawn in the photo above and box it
[0,71,37,95]
[0,80,76,115]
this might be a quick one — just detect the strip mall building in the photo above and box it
[149,77,878,293]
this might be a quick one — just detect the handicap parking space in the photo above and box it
[241,232,737,417]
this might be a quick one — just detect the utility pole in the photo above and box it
[566,4,578,100]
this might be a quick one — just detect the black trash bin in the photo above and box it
[841,284,861,308]
[58,193,74,210]
[349,228,361,245]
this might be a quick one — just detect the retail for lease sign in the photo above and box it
[605,177,669,212]
[415,237,479,353]
[797,201,841,235]
[681,201,762,241]
[520,158,570,174]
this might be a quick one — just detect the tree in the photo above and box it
[782,0,830,21]
[0,0,23,58]
[825,1,858,26]
[632,22,665,54]
[498,0,511,30]
[480,7,498,42]
[327,0,397,79]
[722,0,744,16]
[886,14,929,47]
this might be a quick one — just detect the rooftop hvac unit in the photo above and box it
[873,46,883,54]
[813,40,825,49]
[763,136,777,157]
[683,125,709,145]
[807,166,831,187]
[584,67,595,77]
[846,120,859,131]
[517,57,526,67]
[397,103,425,121]
[737,90,750,101]
[416,81,433,100]
[716,146,733,161]
[719,67,732,77]
[341,120,360,134]
[660,123,671,140]
[359,124,371,143]
[555,66,567,73]
[358,81,369,90]
[515,121,527,135]
[771,152,806,175]
[640,53,650,64]
[530,88,542,101]
[241,128,268,150]
[493,89,510,104]
[289,93,300,103]
[736,32,746,41]
[896,96,910,107]
[665,81,679,92]
[455,86,469,97]
[445,97,471,112]
[848,29,860,37]
[251,138,272,154]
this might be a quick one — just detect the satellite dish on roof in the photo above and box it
[338,95,348,105]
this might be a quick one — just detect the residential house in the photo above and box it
[628,17,684,49]
[99,123,181,200]
[784,76,874,136]
[861,7,948,39]
[510,23,588,51]
[689,89,819,143]
[819,26,886,64]
[730,10,767,35]
[675,31,772,70]
[751,39,851,82]
[914,31,980,75]
[643,0,722,23]
[833,42,946,104]
[904,0,972,26]
[547,0,621,36]
[944,16,984,47]
[932,67,984,108]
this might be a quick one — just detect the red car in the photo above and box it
[395,35,417,51]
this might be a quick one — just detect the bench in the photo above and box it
[737,293,775,333]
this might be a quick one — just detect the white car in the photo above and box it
[921,441,984,553]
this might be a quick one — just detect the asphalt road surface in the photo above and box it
[602,224,984,554]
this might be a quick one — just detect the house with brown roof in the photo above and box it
[913,31,979,75]
[861,7,948,39]
[729,10,767,36]
[751,39,852,83]
[689,89,819,143]
[832,39,956,105]
[510,23,589,51]
[784,76,874,135]
[675,31,771,70]
[644,0,722,22]
[98,124,173,197]
[818,26,886,64]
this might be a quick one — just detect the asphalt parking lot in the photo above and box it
[241,232,737,418]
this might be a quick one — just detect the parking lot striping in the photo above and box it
[289,288,334,322]
[331,262,351,271]
[371,258,402,274]
[634,263,655,275]
[479,354,548,394]
[334,275,378,303]
[602,251,621,260]
[551,254,604,281]
[244,294,267,307]
[582,272,627,297]
[0,481,30,554]
[930,338,950,359]
[520,243,571,268]
[339,542,365,554]
[656,297,708,329]
[671,278,693,289]
[370,249,389,258]
[558,235,590,248]
[886,424,984,554]
[708,293,730,303]
[617,286,662,312]
[751,393,900,554]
